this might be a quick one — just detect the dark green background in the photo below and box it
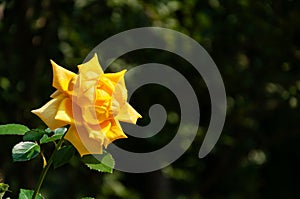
[1,0,300,198]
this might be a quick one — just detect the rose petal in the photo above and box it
[103,70,126,84]
[81,106,99,125]
[50,90,61,98]
[96,89,111,102]
[116,103,142,124]
[65,125,103,156]
[75,80,98,105]
[76,54,103,105]
[51,60,76,94]
[77,54,103,79]
[55,97,73,123]
[104,119,127,147]
[31,94,68,130]
[102,70,127,92]
[85,121,111,141]
[98,76,115,95]
[111,83,127,118]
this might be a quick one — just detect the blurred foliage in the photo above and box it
[0,0,300,198]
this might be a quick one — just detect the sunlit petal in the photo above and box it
[51,60,76,94]
[31,94,68,130]
[77,54,103,81]
[65,125,103,156]
[111,85,127,119]
[50,90,61,98]
[103,70,126,84]
[76,54,103,106]
[81,106,99,125]
[55,97,73,123]
[86,121,111,141]
[104,119,127,147]
[116,103,142,124]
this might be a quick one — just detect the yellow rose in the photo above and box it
[32,54,141,156]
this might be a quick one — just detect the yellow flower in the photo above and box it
[32,54,142,156]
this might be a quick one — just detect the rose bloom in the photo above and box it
[32,54,141,156]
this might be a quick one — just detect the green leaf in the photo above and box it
[12,141,40,162]
[81,151,115,173]
[0,183,9,199]
[0,124,30,135]
[39,134,52,144]
[23,129,46,142]
[53,145,75,169]
[0,183,9,193]
[82,197,95,199]
[18,189,44,199]
[40,127,67,144]
[52,127,67,135]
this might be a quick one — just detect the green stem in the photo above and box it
[32,135,65,199]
